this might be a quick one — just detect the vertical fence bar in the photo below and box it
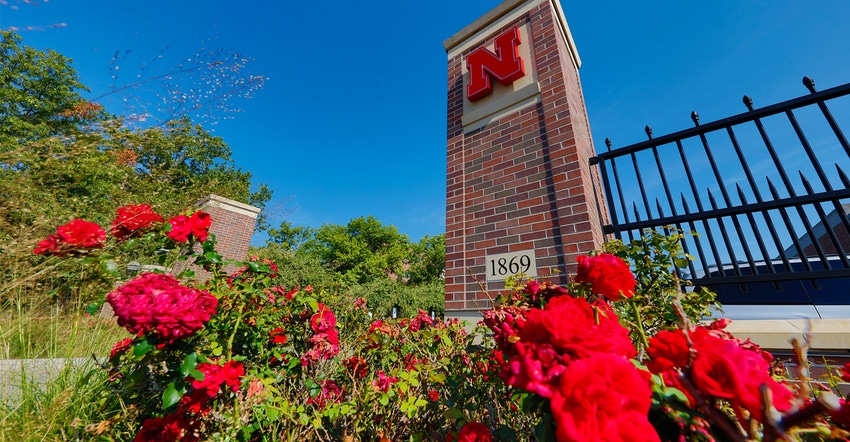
[800,173,850,268]
[680,194,710,278]
[606,139,634,242]
[803,77,850,158]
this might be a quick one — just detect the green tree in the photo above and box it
[406,234,445,285]
[260,218,446,314]
[303,216,411,284]
[0,31,90,147]
[266,220,314,252]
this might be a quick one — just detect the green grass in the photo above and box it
[0,306,128,360]
[0,308,133,440]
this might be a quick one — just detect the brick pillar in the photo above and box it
[444,0,606,318]
[173,194,261,279]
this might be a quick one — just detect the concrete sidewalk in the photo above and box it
[0,357,96,405]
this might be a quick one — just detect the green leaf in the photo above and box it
[265,405,280,422]
[162,382,185,409]
[180,352,198,378]
[444,407,463,420]
[133,338,153,356]
[102,260,119,276]
[188,369,204,381]
[203,251,222,265]
[305,297,318,312]
[534,412,557,442]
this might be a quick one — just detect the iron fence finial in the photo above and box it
[803,76,816,93]
[836,164,850,187]
[645,125,652,140]
[743,95,754,111]
[691,111,700,126]
[605,138,612,151]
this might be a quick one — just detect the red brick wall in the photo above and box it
[175,194,260,279]
[445,2,606,312]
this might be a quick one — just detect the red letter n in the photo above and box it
[465,26,526,102]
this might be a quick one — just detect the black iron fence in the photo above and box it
[590,77,850,304]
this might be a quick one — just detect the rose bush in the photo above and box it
[33,211,850,441]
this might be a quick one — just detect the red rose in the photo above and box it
[57,219,106,248]
[192,360,243,398]
[686,326,794,422]
[111,204,163,240]
[105,273,218,342]
[34,219,105,255]
[33,234,62,255]
[344,356,369,379]
[454,421,493,442]
[575,253,636,301]
[831,398,850,428]
[269,327,287,345]
[310,303,336,334]
[306,380,343,409]
[522,294,636,360]
[109,338,135,360]
[134,413,198,442]
[550,353,659,442]
[166,210,212,243]
[371,370,398,392]
[646,329,690,374]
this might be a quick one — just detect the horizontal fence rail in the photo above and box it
[590,77,850,303]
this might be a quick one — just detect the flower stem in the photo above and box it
[628,297,650,353]
[225,309,243,361]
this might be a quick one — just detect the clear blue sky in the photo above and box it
[3,1,850,245]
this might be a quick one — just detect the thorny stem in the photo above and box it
[628,297,650,353]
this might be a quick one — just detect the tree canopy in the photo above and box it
[0,32,271,307]
[0,31,89,147]
[260,217,446,315]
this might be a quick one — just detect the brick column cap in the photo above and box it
[197,194,261,219]
[442,0,581,70]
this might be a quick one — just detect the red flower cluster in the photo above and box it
[407,309,435,332]
[372,370,399,393]
[109,338,135,360]
[134,413,199,442]
[34,219,106,255]
[447,421,493,442]
[269,327,287,345]
[111,204,164,241]
[300,303,340,366]
[344,356,369,379]
[484,268,659,441]
[550,353,657,442]
[307,380,343,409]
[166,211,212,243]
[192,360,244,398]
[575,253,636,301]
[105,273,218,343]
[523,279,568,302]
[646,320,794,422]
[502,294,636,398]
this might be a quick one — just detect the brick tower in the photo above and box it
[443,0,606,320]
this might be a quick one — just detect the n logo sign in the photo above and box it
[466,26,526,102]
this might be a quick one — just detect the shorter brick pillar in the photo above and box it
[171,194,261,279]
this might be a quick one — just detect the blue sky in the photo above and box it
[3,0,850,245]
